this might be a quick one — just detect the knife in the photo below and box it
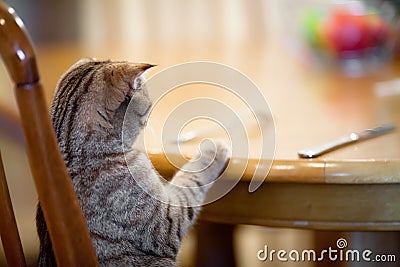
[298,124,395,158]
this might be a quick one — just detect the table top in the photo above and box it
[2,39,400,160]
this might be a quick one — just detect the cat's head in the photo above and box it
[52,58,154,148]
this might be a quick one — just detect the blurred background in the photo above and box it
[1,0,400,266]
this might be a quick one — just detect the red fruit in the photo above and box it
[324,9,371,54]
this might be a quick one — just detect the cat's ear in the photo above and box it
[109,63,154,92]
[105,63,154,112]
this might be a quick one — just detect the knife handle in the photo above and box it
[298,135,357,158]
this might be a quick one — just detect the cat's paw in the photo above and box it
[200,139,230,173]
[214,140,230,163]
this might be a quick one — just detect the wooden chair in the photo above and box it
[0,2,98,266]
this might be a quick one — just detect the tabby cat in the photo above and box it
[36,58,229,266]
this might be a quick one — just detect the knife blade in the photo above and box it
[298,124,396,158]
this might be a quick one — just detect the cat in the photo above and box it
[36,58,229,266]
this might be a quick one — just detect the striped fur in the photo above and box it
[36,59,228,266]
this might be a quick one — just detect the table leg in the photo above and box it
[313,231,400,267]
[195,221,236,267]
[346,232,400,267]
[313,231,349,267]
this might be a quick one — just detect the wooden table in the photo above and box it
[1,39,400,229]
[100,40,400,231]
[1,38,400,265]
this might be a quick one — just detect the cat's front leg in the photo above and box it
[168,140,229,207]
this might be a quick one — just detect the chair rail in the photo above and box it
[0,2,98,266]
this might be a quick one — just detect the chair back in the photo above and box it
[0,2,98,266]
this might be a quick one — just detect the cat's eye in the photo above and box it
[125,95,131,102]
